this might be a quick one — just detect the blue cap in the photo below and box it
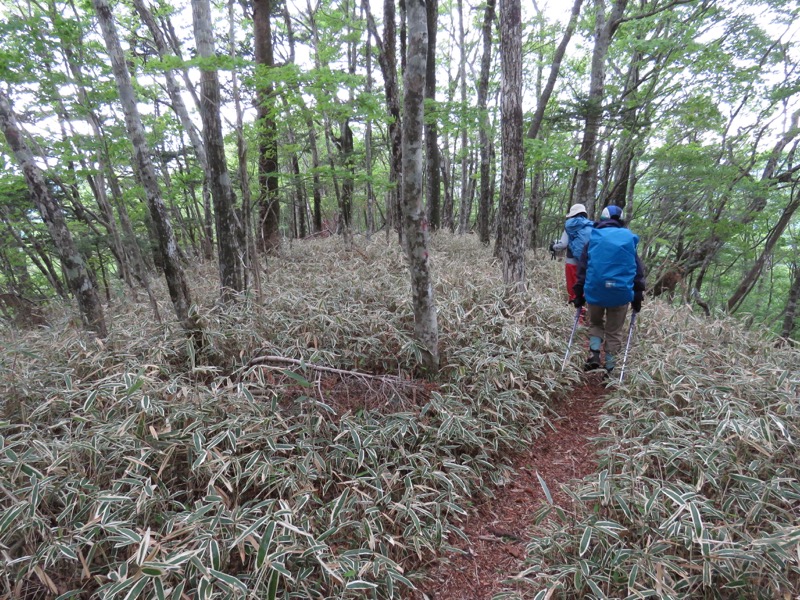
[600,205,623,220]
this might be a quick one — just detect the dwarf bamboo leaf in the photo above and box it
[579,526,593,556]
[210,569,247,593]
[536,471,553,505]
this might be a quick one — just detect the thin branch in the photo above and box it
[243,355,423,387]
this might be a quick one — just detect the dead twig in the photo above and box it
[242,355,423,389]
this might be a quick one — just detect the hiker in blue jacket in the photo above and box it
[550,203,593,304]
[573,205,646,374]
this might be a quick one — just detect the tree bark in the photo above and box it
[456,0,469,235]
[497,0,526,292]
[191,0,244,299]
[0,90,107,337]
[92,0,194,328]
[402,0,439,372]
[476,0,496,245]
[527,0,584,142]
[574,0,628,218]
[365,23,376,237]
[780,262,800,340]
[132,0,214,261]
[364,0,402,238]
[424,0,440,231]
[728,193,800,313]
[254,0,281,253]
[230,0,261,299]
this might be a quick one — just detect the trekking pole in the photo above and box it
[619,311,638,383]
[560,307,583,372]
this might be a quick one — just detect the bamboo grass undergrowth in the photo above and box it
[0,234,572,599]
[515,303,800,599]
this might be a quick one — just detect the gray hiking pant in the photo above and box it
[587,304,629,356]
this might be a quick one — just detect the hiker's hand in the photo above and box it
[572,296,585,309]
[632,292,643,313]
[549,241,556,252]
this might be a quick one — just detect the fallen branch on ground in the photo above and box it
[242,354,423,388]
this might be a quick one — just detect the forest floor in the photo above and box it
[411,374,609,600]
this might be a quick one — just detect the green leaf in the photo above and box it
[210,569,247,593]
[345,580,377,590]
[282,369,313,387]
[122,578,149,600]
[267,571,279,600]
[579,526,593,556]
[536,471,553,505]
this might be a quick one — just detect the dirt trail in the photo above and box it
[413,377,608,599]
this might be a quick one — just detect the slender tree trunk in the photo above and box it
[780,262,800,340]
[132,0,214,261]
[441,150,454,232]
[527,0,584,141]
[457,0,470,235]
[229,0,261,298]
[339,119,355,245]
[0,90,107,337]
[365,24,376,238]
[424,0,441,231]
[305,110,324,234]
[476,0,496,245]
[728,193,800,313]
[402,0,438,372]
[497,0,526,292]
[364,0,402,239]
[574,0,627,217]
[0,209,68,298]
[254,0,281,253]
[192,0,244,299]
[93,0,194,328]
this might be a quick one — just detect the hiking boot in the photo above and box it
[584,350,601,371]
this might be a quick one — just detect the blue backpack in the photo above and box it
[585,227,638,307]
[564,216,593,259]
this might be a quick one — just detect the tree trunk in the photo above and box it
[254,0,281,253]
[93,0,194,328]
[497,0,526,292]
[456,0,469,235]
[230,0,261,299]
[402,0,439,372]
[364,0,402,239]
[728,193,800,313]
[0,90,107,337]
[476,0,496,245]
[365,23,376,237]
[192,0,244,299]
[339,119,355,243]
[573,0,628,218]
[0,208,68,298]
[305,111,324,234]
[132,0,214,261]
[780,262,800,340]
[527,0,584,141]
[424,0,440,231]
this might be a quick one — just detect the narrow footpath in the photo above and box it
[413,377,609,599]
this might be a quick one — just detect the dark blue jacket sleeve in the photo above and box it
[575,244,589,293]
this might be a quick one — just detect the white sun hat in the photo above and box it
[566,203,587,219]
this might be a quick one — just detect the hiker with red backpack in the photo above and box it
[550,203,594,304]
[572,205,646,376]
